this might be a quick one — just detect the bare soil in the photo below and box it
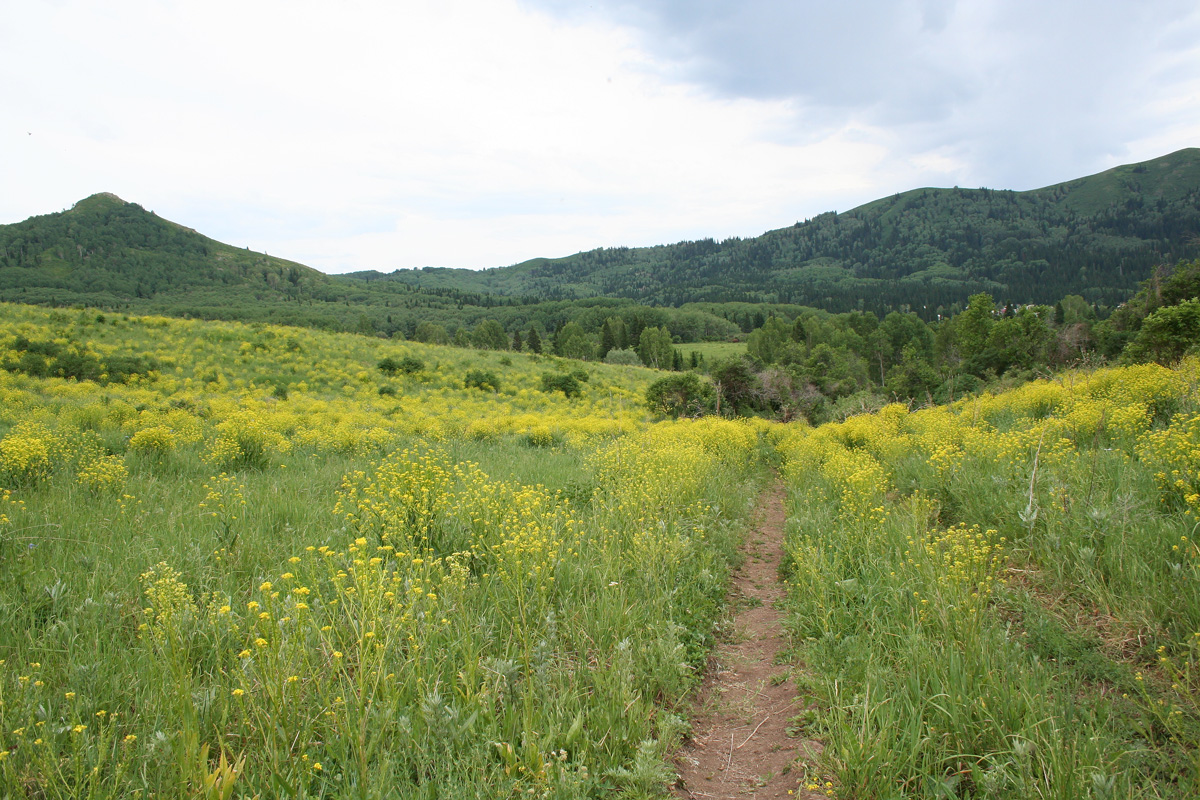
[672,482,823,799]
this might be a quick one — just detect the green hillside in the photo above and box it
[0,196,744,344]
[0,194,537,335]
[2,148,1198,331]
[367,148,1200,312]
[0,192,326,297]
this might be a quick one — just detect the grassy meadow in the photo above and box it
[777,361,1200,798]
[0,304,769,798]
[678,341,745,365]
[2,302,1199,798]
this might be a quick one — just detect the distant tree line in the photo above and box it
[644,259,1200,424]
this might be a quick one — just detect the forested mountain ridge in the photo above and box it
[0,192,329,302]
[1,148,1198,331]
[362,148,1200,314]
[0,192,537,334]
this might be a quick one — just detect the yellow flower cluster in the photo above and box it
[139,561,198,643]
[1138,411,1200,518]
[76,453,128,494]
[591,417,759,515]
[0,487,24,527]
[334,445,466,552]
[127,425,179,454]
[909,523,1006,606]
[470,480,576,586]
[0,422,54,485]
[199,472,247,522]
[204,409,292,469]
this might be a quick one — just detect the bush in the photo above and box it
[645,373,713,417]
[541,372,582,398]
[604,348,642,366]
[104,354,157,383]
[464,369,500,392]
[379,354,425,376]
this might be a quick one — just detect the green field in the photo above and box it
[1,303,1199,798]
[680,340,746,363]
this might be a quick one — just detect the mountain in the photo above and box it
[358,148,1200,313]
[0,193,607,337]
[2,149,1198,330]
[0,192,329,304]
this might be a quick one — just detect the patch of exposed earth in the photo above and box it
[672,482,824,800]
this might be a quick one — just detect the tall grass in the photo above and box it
[0,306,770,798]
[777,360,1200,798]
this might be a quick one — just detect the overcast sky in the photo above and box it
[4,0,1199,273]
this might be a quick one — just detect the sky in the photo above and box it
[3,0,1200,274]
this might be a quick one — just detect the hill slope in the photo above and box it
[2,149,1198,325]
[0,192,329,304]
[0,193,528,334]
[365,148,1200,312]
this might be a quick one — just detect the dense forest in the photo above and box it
[638,257,1200,423]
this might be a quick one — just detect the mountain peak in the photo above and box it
[70,192,130,213]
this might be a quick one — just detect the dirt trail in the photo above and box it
[673,482,822,799]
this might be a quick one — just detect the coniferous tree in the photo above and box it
[526,326,543,354]
[551,322,564,356]
[599,319,617,361]
[791,317,807,344]
[613,316,630,350]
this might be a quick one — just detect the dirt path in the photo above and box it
[672,482,822,799]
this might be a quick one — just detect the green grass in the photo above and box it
[777,363,1200,798]
[682,341,746,364]
[0,306,771,798]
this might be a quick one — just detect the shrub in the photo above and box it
[128,425,179,455]
[464,369,500,392]
[645,373,714,417]
[398,355,424,374]
[104,354,157,383]
[541,372,581,398]
[605,348,641,366]
[379,355,423,376]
